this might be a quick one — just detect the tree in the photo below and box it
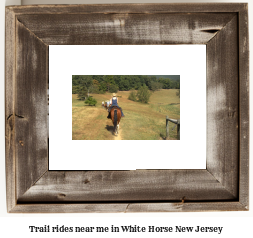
[113,75,121,86]
[150,81,163,92]
[128,89,137,101]
[137,84,152,103]
[103,75,115,91]
[72,75,80,86]
[131,75,140,89]
[161,78,171,89]
[93,79,100,86]
[91,79,100,94]
[143,76,151,89]
[92,75,103,83]
[109,84,119,93]
[72,85,80,94]
[85,97,97,106]
[171,79,180,89]
[76,75,93,100]
[99,82,107,93]
[118,76,130,91]
[78,76,93,96]
[78,87,88,100]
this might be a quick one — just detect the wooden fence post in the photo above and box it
[177,119,180,140]
[166,115,169,139]
[166,116,180,140]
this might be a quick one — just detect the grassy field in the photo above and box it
[72,89,180,140]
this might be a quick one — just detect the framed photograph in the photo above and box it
[5,3,249,213]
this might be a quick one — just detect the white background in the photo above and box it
[1,0,252,237]
[49,45,206,170]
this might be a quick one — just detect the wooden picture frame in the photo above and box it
[5,3,249,213]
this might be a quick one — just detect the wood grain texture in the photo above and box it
[125,202,248,213]
[5,7,16,212]
[206,16,239,198]
[10,202,247,213]
[16,13,236,45]
[7,3,246,15]
[238,4,249,209]
[15,20,48,200]
[5,3,249,213]
[18,170,236,202]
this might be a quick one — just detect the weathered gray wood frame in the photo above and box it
[5,4,249,213]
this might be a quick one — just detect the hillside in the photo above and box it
[148,75,180,80]
[72,89,180,140]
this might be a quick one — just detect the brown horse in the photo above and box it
[110,107,121,135]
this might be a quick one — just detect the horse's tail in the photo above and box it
[113,109,117,131]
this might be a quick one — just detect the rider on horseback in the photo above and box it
[107,93,125,118]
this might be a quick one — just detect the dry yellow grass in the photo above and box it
[72,89,180,140]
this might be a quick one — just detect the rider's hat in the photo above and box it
[112,93,116,97]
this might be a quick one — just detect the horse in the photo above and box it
[102,101,110,110]
[110,107,121,135]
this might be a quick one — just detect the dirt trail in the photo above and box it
[114,126,122,140]
[105,119,122,140]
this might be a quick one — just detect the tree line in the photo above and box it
[72,75,180,97]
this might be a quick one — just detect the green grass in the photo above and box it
[72,89,180,140]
